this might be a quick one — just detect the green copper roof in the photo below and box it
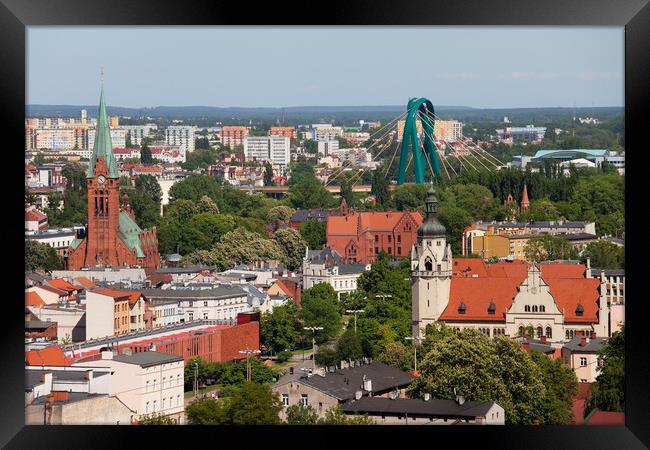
[69,238,83,250]
[87,84,119,178]
[119,211,145,258]
[417,186,446,238]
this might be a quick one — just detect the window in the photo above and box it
[546,327,552,339]
[163,376,166,388]
[146,380,150,392]
[375,247,379,254]
[300,394,309,406]
[524,305,530,312]
[532,305,538,312]
[424,257,433,271]
[153,400,157,412]
[437,241,441,246]
[388,247,392,254]
[397,235,401,243]
[536,327,543,338]
[397,247,401,255]
[580,357,587,367]
[177,395,180,406]
[540,305,545,312]
[388,236,391,243]
[162,397,166,409]
[153,379,157,390]
[374,235,379,242]
[282,394,289,406]
[204,301,208,307]
[146,402,150,413]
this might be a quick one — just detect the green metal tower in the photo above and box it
[397,97,441,184]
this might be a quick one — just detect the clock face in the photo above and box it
[97,175,106,184]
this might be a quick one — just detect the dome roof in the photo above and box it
[417,186,446,238]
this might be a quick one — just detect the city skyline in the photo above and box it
[27,26,623,109]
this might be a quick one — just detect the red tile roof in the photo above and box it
[273,279,298,298]
[47,278,82,293]
[585,410,625,425]
[25,208,47,222]
[440,260,601,323]
[93,288,142,305]
[25,346,70,367]
[74,276,96,289]
[327,210,423,236]
[25,291,46,307]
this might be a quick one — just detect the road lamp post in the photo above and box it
[239,348,262,382]
[345,309,365,334]
[404,336,420,373]
[303,326,323,374]
[193,362,199,398]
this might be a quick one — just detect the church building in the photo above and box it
[66,85,161,270]
[410,187,614,345]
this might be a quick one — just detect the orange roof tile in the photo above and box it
[48,278,82,293]
[25,346,70,367]
[25,291,46,307]
[273,279,297,298]
[93,288,142,305]
[74,276,96,289]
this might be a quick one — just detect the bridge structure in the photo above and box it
[237,184,399,195]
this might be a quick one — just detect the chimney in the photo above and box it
[101,350,113,360]
[591,331,596,339]
[40,371,52,383]
[84,369,93,380]
[580,336,587,347]
[522,342,531,352]
[424,393,431,402]
[540,336,547,344]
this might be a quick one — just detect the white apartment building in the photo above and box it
[302,248,371,299]
[85,289,146,340]
[165,126,195,153]
[433,120,463,142]
[25,228,78,256]
[123,124,158,146]
[87,127,127,150]
[314,126,343,141]
[74,350,185,422]
[142,285,251,322]
[244,136,290,166]
[318,139,339,156]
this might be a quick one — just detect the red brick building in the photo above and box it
[221,126,249,148]
[66,85,161,270]
[269,126,296,139]
[326,209,423,263]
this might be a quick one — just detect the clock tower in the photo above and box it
[82,83,121,267]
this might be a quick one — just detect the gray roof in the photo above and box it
[155,265,213,274]
[25,320,57,330]
[592,268,625,277]
[112,351,183,368]
[563,336,607,353]
[279,362,414,401]
[516,338,555,354]
[341,397,497,419]
[142,284,247,300]
[26,369,109,389]
[26,272,47,284]
[562,233,598,241]
[602,236,624,245]
[338,263,369,275]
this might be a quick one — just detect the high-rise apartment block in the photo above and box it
[269,126,296,139]
[165,126,195,153]
[433,120,463,142]
[221,126,249,148]
[244,136,290,166]
[123,124,158,146]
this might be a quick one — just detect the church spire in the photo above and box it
[521,183,530,212]
[87,78,118,178]
[416,185,446,240]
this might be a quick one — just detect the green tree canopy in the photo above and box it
[581,241,624,269]
[260,302,302,353]
[285,405,319,425]
[25,240,65,272]
[273,228,307,271]
[587,325,625,413]
[524,235,579,262]
[300,284,342,344]
[266,205,295,225]
[298,219,326,250]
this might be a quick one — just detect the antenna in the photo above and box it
[101,67,105,83]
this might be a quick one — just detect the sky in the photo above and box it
[27,27,624,109]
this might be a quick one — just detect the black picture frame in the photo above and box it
[2,0,648,448]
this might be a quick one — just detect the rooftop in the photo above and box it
[340,397,498,419]
[112,351,184,368]
[564,336,607,353]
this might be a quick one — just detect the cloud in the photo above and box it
[498,71,559,80]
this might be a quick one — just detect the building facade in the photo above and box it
[244,136,290,166]
[221,126,249,148]
[165,126,194,153]
[302,247,370,299]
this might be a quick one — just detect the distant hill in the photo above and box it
[26,104,623,125]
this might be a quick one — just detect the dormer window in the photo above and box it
[458,301,466,314]
[487,302,496,315]
[575,304,584,316]
[524,305,530,312]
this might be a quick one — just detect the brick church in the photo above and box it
[66,85,161,270]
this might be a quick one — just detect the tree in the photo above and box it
[315,346,339,367]
[138,413,177,425]
[228,382,283,425]
[581,241,624,269]
[407,329,547,425]
[524,235,579,262]
[587,325,625,413]
[264,161,275,186]
[444,183,496,221]
[25,240,64,272]
[298,219,326,250]
[185,397,231,425]
[390,184,429,211]
[437,205,473,255]
[126,189,161,229]
[288,176,335,210]
[376,341,415,372]
[140,140,153,164]
[529,351,579,424]
[273,228,307,271]
[196,195,220,214]
[319,405,375,425]
[135,175,162,203]
[266,205,295,226]
[285,404,319,425]
[300,284,342,343]
[336,328,364,362]
[260,302,302,353]
[371,169,390,206]
[168,174,221,204]
[339,177,354,207]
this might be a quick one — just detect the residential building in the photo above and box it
[141,285,251,322]
[562,335,606,383]
[411,187,616,342]
[397,119,422,140]
[513,149,625,175]
[112,147,141,161]
[221,126,249,148]
[85,289,146,339]
[165,126,194,153]
[269,126,296,139]
[244,136,290,166]
[273,361,414,420]
[66,85,161,270]
[341,397,505,425]
[313,125,343,141]
[25,228,78,256]
[495,125,546,143]
[326,209,423,264]
[27,303,86,342]
[74,350,185,421]
[25,365,135,425]
[123,124,158,146]
[342,131,370,146]
[87,127,126,150]
[318,139,339,156]
[302,247,370,299]
[588,268,624,335]
[433,120,463,142]
[25,204,48,231]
